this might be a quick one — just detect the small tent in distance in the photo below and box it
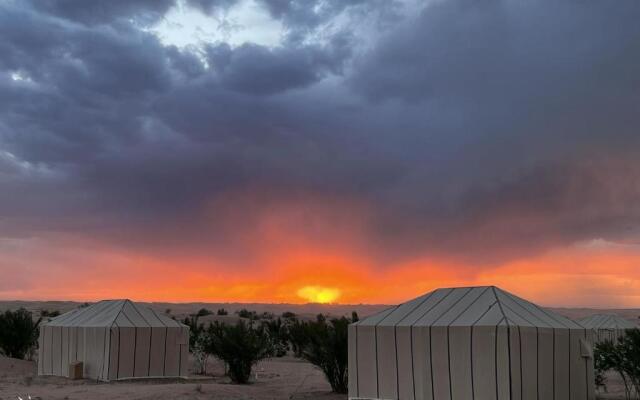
[579,314,638,343]
[349,285,595,400]
[38,299,189,381]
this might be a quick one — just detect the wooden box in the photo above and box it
[68,361,83,380]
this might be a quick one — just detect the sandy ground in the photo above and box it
[0,355,346,400]
[1,355,636,400]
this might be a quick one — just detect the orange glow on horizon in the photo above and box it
[297,286,341,304]
[2,196,640,308]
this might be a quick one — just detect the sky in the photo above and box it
[2,0,640,307]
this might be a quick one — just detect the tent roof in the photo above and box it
[356,286,583,328]
[579,314,637,330]
[43,299,186,328]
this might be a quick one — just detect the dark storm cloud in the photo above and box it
[2,0,640,265]
[25,0,175,26]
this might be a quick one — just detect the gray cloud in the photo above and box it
[1,0,640,267]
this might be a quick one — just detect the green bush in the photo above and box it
[286,318,309,358]
[594,329,640,399]
[262,318,288,357]
[236,309,258,320]
[208,320,271,384]
[0,309,41,359]
[296,316,351,394]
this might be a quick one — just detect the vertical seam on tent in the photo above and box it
[100,327,108,381]
[568,330,571,396]
[133,326,138,377]
[410,326,416,400]
[447,326,453,400]
[50,327,53,374]
[148,327,153,377]
[60,327,63,375]
[374,326,379,398]
[106,327,111,381]
[129,303,153,377]
[519,326,523,400]
[116,322,121,380]
[536,327,540,400]
[507,324,512,400]
[494,323,499,400]
[470,325,475,400]
[355,325,359,398]
[163,326,168,376]
[552,328,556,400]
[583,329,588,399]
[394,326,399,400]
[429,326,435,400]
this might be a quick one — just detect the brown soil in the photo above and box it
[0,355,346,400]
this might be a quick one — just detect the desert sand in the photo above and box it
[0,354,345,400]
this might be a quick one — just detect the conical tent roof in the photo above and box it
[356,285,583,328]
[579,314,637,330]
[43,299,185,328]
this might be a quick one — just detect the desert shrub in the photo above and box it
[182,315,205,349]
[351,311,359,323]
[207,320,271,384]
[236,309,258,320]
[217,308,228,316]
[0,309,41,359]
[595,329,640,399]
[282,311,297,320]
[296,316,351,394]
[40,309,61,318]
[192,334,210,375]
[287,318,309,358]
[195,308,213,317]
[262,318,288,357]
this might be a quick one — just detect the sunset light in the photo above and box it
[297,286,341,304]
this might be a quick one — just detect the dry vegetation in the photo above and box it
[0,301,638,400]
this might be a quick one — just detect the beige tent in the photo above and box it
[348,286,595,400]
[579,314,637,343]
[38,299,189,381]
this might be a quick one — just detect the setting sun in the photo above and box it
[296,286,341,304]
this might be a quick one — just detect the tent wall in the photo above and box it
[106,325,188,380]
[349,324,595,400]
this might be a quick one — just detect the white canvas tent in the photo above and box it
[38,299,189,381]
[579,314,637,343]
[348,286,595,400]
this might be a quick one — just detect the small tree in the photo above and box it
[236,309,258,320]
[40,309,61,318]
[594,329,640,399]
[217,308,228,316]
[287,318,309,358]
[192,334,210,375]
[298,316,350,394]
[0,309,41,360]
[208,320,271,384]
[262,318,288,357]
[195,308,213,317]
